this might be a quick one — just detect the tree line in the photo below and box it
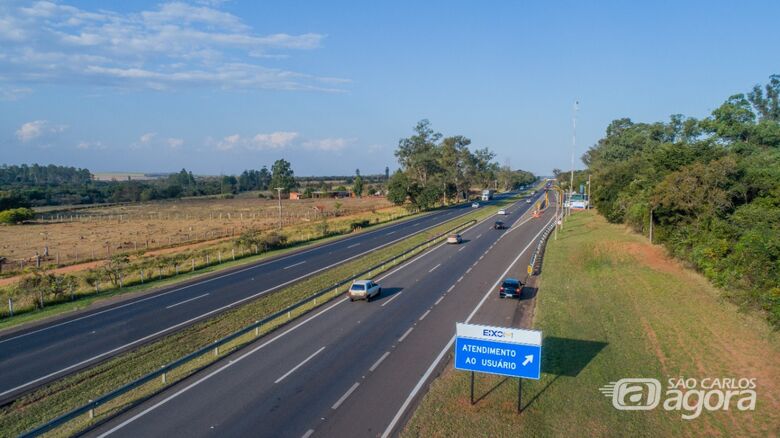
[387,120,535,210]
[584,74,780,327]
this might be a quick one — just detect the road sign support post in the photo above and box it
[470,371,475,405]
[518,378,522,413]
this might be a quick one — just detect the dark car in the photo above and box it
[499,278,523,298]
[494,220,505,230]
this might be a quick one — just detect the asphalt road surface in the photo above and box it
[87,193,556,438]
[0,192,530,404]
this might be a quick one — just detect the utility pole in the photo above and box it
[587,174,591,210]
[649,207,654,244]
[275,187,283,230]
[569,101,578,217]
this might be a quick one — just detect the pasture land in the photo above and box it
[1,195,394,275]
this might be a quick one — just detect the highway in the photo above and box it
[0,192,527,404]
[87,192,555,438]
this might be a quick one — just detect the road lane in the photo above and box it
[0,192,527,403]
[86,193,551,438]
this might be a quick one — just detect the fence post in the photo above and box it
[7,298,13,316]
[191,259,195,271]
[119,273,123,288]
[232,249,235,261]
[140,270,144,284]
[218,252,222,263]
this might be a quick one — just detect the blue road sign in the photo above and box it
[455,323,542,380]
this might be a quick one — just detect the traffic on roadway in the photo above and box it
[85,192,556,438]
[0,192,522,403]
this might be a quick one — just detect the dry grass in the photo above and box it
[0,195,397,275]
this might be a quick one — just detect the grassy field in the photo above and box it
[0,195,396,273]
[404,210,779,437]
[0,195,519,437]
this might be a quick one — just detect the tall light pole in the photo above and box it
[275,187,283,230]
[569,101,578,217]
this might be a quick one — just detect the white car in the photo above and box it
[497,209,508,215]
[348,280,381,301]
[526,199,533,204]
[471,202,480,208]
[447,234,463,244]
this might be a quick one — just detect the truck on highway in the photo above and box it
[481,189,494,201]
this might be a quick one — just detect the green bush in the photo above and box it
[0,208,35,224]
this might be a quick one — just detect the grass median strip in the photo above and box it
[2,195,520,437]
[403,210,779,437]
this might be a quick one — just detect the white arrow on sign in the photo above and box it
[522,355,534,366]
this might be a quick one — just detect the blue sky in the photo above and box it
[1,1,778,176]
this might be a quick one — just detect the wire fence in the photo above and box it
[19,218,476,437]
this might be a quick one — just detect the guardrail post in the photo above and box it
[162,372,167,384]
[287,311,291,320]
[314,297,317,305]
[88,400,94,419]
[214,346,219,356]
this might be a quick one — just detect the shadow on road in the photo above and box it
[372,287,403,302]
[518,286,538,301]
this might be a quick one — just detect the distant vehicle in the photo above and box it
[471,202,480,208]
[446,234,463,244]
[499,278,523,298]
[497,209,507,215]
[481,189,494,201]
[348,280,381,301]
[526,198,533,204]
[494,220,505,230]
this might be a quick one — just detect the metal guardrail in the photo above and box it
[528,220,556,276]
[20,218,477,437]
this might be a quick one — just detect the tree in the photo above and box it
[270,159,296,192]
[353,170,364,198]
[395,120,442,187]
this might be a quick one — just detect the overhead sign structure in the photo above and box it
[455,323,542,380]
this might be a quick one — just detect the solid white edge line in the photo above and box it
[1,206,474,397]
[369,351,391,372]
[0,203,464,345]
[165,293,210,310]
[92,197,532,435]
[96,297,349,437]
[331,382,360,410]
[274,346,326,384]
[398,327,414,343]
[380,214,555,438]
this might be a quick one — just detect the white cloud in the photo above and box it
[0,86,32,101]
[217,133,241,151]
[76,140,105,150]
[140,132,156,144]
[0,2,346,92]
[248,131,298,150]
[167,137,184,149]
[303,137,352,152]
[216,131,299,151]
[15,120,66,142]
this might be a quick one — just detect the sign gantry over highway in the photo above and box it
[454,323,542,380]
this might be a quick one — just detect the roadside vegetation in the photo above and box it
[0,200,409,329]
[405,211,779,437]
[387,120,536,211]
[0,194,521,437]
[580,75,780,327]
